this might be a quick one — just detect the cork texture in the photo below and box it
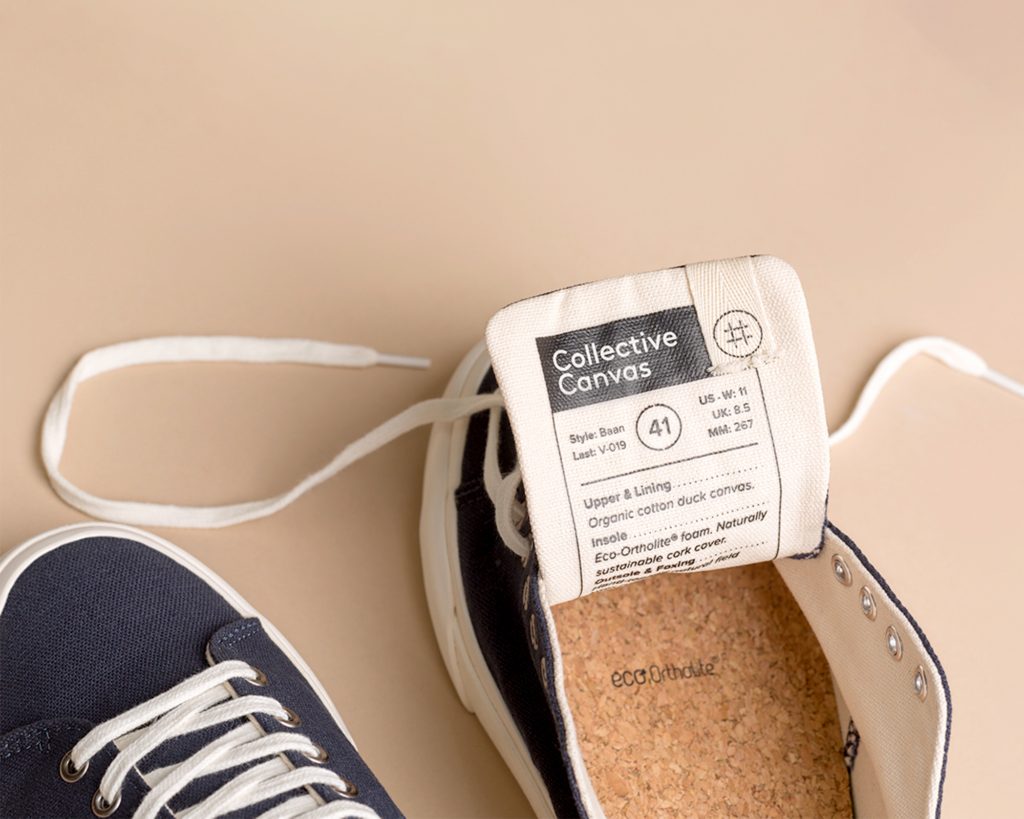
[552,563,851,817]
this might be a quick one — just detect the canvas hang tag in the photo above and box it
[485,255,830,605]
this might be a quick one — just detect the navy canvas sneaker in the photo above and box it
[0,523,400,819]
[419,257,982,818]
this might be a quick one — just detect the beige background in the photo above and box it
[2,3,1022,817]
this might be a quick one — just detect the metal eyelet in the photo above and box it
[332,779,359,798]
[92,790,121,817]
[59,751,88,783]
[859,586,877,621]
[275,707,301,728]
[914,666,928,701]
[248,667,268,687]
[529,615,539,651]
[521,579,530,612]
[304,742,329,764]
[885,626,903,661]
[831,554,853,586]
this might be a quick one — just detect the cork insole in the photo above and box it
[552,563,851,817]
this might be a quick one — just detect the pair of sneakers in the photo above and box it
[4,257,1020,817]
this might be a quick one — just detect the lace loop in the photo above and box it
[41,337,432,528]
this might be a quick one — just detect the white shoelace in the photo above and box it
[41,336,500,528]
[42,335,1023,539]
[61,660,378,819]
[826,335,1024,445]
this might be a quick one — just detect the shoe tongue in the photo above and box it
[486,256,829,605]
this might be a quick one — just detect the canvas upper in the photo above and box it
[0,525,402,819]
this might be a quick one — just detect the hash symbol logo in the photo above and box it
[724,319,753,348]
[712,310,763,358]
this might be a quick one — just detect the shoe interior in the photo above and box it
[552,562,851,817]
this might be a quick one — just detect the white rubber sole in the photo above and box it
[0,522,357,747]
[419,342,557,819]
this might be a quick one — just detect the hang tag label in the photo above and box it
[486,256,830,605]
[535,309,781,595]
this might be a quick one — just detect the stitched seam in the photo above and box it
[0,723,82,759]
[0,727,49,759]
[843,719,861,772]
[216,619,262,648]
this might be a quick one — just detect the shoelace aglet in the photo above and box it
[984,367,1024,399]
[376,352,431,369]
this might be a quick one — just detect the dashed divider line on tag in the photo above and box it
[579,442,761,487]
[637,502,771,537]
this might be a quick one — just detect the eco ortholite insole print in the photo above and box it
[552,563,851,817]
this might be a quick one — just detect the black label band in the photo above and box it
[535,306,712,413]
